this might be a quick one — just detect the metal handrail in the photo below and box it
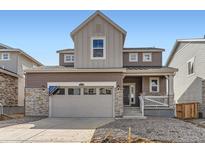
[0,103,3,115]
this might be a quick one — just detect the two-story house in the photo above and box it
[25,11,177,118]
[167,38,205,118]
[0,43,42,109]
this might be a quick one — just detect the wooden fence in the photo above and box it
[176,102,198,119]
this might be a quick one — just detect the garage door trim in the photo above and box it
[48,82,117,117]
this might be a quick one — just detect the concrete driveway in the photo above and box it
[0,118,113,143]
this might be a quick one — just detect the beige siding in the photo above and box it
[0,52,18,73]
[74,15,123,68]
[59,53,74,67]
[25,72,124,88]
[123,52,162,67]
[169,42,205,104]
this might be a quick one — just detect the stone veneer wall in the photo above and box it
[0,73,18,106]
[25,87,123,117]
[115,87,123,117]
[200,80,205,118]
[25,88,49,116]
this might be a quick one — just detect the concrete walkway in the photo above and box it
[0,118,113,143]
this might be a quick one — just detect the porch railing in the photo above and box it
[0,103,3,116]
[143,95,169,107]
[138,95,144,117]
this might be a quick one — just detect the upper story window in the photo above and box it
[129,53,138,62]
[143,53,152,62]
[64,54,74,63]
[0,53,10,61]
[187,57,195,75]
[150,77,159,93]
[91,37,106,60]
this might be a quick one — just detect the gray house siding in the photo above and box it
[59,53,74,67]
[74,15,123,68]
[123,52,162,67]
[0,52,18,73]
[169,42,205,104]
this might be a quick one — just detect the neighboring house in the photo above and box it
[0,43,43,107]
[167,38,205,118]
[25,11,177,118]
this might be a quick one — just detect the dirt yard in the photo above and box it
[91,117,205,143]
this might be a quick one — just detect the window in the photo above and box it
[64,54,74,63]
[99,88,112,95]
[84,88,96,95]
[150,77,159,93]
[91,37,106,59]
[143,53,152,62]
[187,57,195,75]
[129,53,138,62]
[1,53,10,61]
[53,88,65,95]
[68,88,81,95]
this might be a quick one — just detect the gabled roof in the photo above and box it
[0,67,18,78]
[70,11,127,42]
[0,43,13,49]
[0,43,43,66]
[166,38,205,66]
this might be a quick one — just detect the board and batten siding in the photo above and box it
[73,15,123,68]
[169,42,205,104]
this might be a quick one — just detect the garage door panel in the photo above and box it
[50,94,113,117]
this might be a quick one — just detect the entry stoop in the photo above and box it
[123,107,146,119]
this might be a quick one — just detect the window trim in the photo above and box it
[143,53,152,62]
[129,53,138,62]
[149,77,160,93]
[1,53,10,61]
[187,57,195,76]
[64,54,74,63]
[90,37,106,60]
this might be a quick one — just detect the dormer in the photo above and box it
[57,49,74,67]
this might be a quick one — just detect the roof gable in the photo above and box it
[166,38,205,66]
[70,11,127,41]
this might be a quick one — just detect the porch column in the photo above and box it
[168,75,174,108]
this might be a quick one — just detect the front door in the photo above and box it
[123,85,130,106]
[123,83,135,106]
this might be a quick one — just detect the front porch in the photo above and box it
[122,75,174,118]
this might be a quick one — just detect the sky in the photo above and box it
[0,10,205,65]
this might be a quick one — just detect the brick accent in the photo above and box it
[115,87,123,117]
[200,80,205,118]
[25,88,49,116]
[0,73,18,106]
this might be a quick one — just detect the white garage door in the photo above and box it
[50,87,114,117]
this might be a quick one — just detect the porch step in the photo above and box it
[123,107,143,117]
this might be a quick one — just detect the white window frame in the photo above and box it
[90,37,106,60]
[143,53,152,62]
[1,53,10,61]
[187,57,195,76]
[149,77,160,93]
[129,53,138,62]
[64,54,74,63]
